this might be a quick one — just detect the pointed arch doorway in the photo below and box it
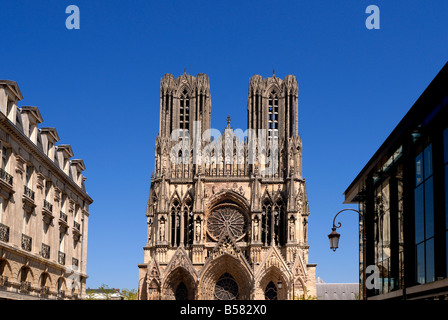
[198,254,253,300]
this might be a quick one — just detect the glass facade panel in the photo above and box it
[374,179,392,294]
[414,185,425,244]
[424,177,434,239]
[397,165,405,289]
[415,152,423,186]
[414,143,434,284]
[443,127,448,164]
[446,233,448,278]
[424,144,433,179]
[445,128,448,277]
[416,243,425,285]
[425,238,435,283]
[445,164,448,236]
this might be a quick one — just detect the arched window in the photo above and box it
[264,281,278,300]
[0,259,8,278]
[268,91,278,140]
[180,90,190,136]
[261,200,272,246]
[183,198,194,246]
[20,266,31,283]
[40,272,49,287]
[274,199,285,246]
[19,266,32,292]
[261,198,285,246]
[170,199,181,247]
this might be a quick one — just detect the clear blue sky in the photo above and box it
[1,0,447,290]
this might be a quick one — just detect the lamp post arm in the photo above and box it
[332,208,364,229]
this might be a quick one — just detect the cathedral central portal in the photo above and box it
[138,71,316,300]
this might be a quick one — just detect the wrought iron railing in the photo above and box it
[43,200,53,212]
[41,243,50,259]
[58,251,65,265]
[0,275,8,287]
[0,223,9,242]
[20,281,31,292]
[58,290,65,299]
[40,286,50,296]
[21,234,32,252]
[0,168,13,185]
[24,185,35,200]
[60,211,68,222]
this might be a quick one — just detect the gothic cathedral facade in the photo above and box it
[137,71,316,300]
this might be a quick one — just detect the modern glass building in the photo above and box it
[344,62,448,300]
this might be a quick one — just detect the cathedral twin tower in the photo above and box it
[138,71,316,300]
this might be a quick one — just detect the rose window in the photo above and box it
[214,273,239,300]
[207,205,246,241]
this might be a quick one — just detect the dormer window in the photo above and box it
[48,141,53,155]
[268,91,278,140]
[6,100,13,117]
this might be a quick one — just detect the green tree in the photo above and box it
[122,288,138,300]
[294,289,317,300]
[86,284,119,300]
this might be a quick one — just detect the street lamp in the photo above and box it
[328,228,341,252]
[328,208,366,300]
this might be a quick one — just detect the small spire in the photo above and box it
[226,115,232,129]
[273,69,275,77]
[184,67,186,74]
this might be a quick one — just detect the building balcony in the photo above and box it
[0,275,8,287]
[42,200,54,223]
[0,168,14,196]
[58,290,65,299]
[24,185,35,200]
[0,223,9,243]
[21,234,32,252]
[0,168,13,186]
[72,257,79,268]
[40,286,50,297]
[60,211,67,223]
[43,200,53,212]
[20,281,31,293]
[22,186,36,212]
[58,251,65,265]
[73,220,81,239]
[59,211,68,229]
[41,243,50,259]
